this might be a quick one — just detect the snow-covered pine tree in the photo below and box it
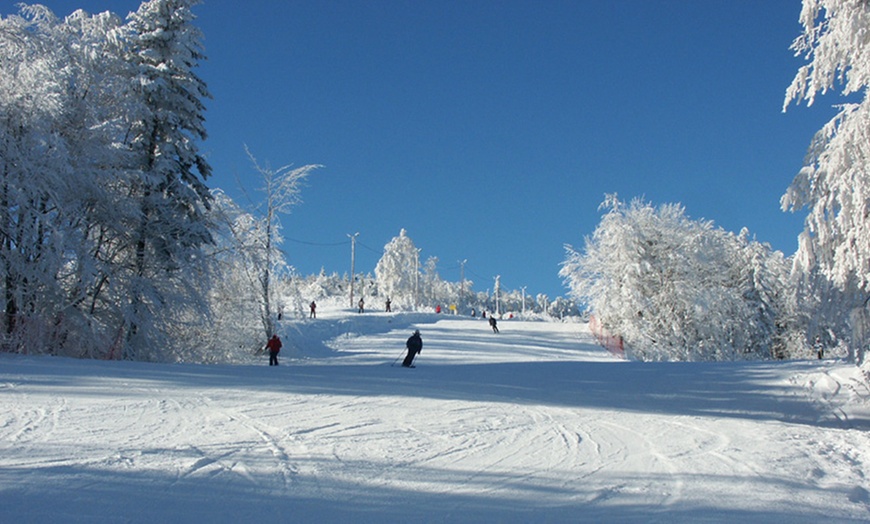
[116,0,214,359]
[732,228,801,359]
[375,229,420,309]
[781,0,870,363]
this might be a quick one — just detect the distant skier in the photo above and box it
[266,334,282,366]
[358,298,365,314]
[309,301,317,319]
[385,298,392,313]
[489,316,499,334]
[403,330,422,368]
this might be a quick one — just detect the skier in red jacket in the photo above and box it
[267,334,282,366]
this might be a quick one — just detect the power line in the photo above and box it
[356,239,382,255]
[283,236,350,247]
[466,266,489,283]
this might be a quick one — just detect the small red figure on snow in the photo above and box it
[266,334,282,366]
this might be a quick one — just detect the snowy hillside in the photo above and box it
[2,307,870,523]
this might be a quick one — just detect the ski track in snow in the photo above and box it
[2,312,870,523]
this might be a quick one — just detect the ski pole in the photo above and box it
[391,349,405,366]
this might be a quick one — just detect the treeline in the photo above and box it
[289,228,578,319]
[0,1,218,361]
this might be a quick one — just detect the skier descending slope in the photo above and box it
[402,330,422,367]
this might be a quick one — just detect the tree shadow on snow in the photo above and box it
[10,354,849,431]
[286,359,855,429]
[0,444,858,524]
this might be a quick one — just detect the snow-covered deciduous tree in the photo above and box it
[536,294,551,315]
[295,269,348,304]
[561,196,795,361]
[194,190,275,361]
[240,146,318,340]
[53,9,137,358]
[0,6,69,349]
[782,0,870,363]
[0,5,129,356]
[419,256,462,308]
[375,229,420,309]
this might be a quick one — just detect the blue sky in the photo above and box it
[35,1,839,299]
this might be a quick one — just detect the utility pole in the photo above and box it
[459,259,467,302]
[494,275,501,317]
[521,286,527,316]
[348,232,359,309]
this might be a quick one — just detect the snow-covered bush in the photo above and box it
[561,195,796,361]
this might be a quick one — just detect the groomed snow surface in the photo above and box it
[3,306,870,523]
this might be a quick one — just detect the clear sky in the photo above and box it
[33,0,841,299]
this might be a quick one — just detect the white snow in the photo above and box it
[2,306,870,523]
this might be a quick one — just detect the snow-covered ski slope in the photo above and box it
[2,308,870,523]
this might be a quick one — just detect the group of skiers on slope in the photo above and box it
[356,297,393,313]
[268,303,503,367]
[308,299,510,321]
[262,329,422,368]
[307,298,393,318]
